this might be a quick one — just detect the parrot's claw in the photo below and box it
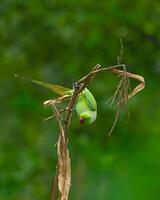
[73,81,83,89]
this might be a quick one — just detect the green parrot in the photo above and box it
[16,76,97,125]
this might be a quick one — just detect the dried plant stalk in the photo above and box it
[46,63,145,200]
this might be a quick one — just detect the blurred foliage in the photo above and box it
[0,0,160,199]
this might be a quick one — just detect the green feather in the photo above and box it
[32,79,72,96]
[83,88,97,111]
[15,74,72,96]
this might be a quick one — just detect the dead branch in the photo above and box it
[47,63,145,200]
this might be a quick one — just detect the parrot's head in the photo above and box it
[79,112,93,125]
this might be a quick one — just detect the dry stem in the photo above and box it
[47,63,145,200]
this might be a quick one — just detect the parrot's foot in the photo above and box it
[73,81,83,89]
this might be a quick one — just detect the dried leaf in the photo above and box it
[57,135,71,200]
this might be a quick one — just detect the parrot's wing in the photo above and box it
[83,88,97,111]
[15,74,72,96]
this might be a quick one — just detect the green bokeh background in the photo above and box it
[0,1,160,199]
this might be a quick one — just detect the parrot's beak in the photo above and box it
[79,117,84,124]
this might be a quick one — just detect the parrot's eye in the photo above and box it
[79,117,84,124]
